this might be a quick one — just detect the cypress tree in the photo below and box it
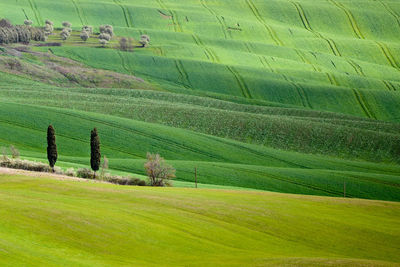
[90,128,101,177]
[47,125,57,172]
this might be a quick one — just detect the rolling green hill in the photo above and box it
[0,175,398,266]
[0,0,399,201]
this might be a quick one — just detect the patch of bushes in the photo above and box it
[0,24,45,44]
[0,159,51,172]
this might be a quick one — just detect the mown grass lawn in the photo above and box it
[0,174,398,266]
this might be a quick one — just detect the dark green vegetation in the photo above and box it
[46,125,57,171]
[0,175,399,266]
[0,0,399,201]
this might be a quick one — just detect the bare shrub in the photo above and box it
[65,168,76,177]
[100,155,109,179]
[144,153,175,186]
[24,20,33,26]
[99,33,111,41]
[60,28,70,41]
[119,37,133,51]
[5,58,22,71]
[80,31,89,42]
[0,19,13,28]
[62,21,72,28]
[82,25,93,34]
[139,34,150,47]
[100,24,113,37]
[99,38,108,47]
[1,147,8,161]
[45,20,54,26]
[0,159,50,172]
[9,145,20,159]
[77,168,94,179]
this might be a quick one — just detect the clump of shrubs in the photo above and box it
[24,20,33,26]
[80,25,92,42]
[0,159,51,172]
[0,20,45,44]
[76,167,145,185]
[99,25,113,37]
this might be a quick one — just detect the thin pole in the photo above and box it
[344,181,346,198]
[195,167,197,188]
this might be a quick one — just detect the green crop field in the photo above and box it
[0,175,398,266]
[0,0,400,265]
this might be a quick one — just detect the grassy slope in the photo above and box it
[1,0,398,120]
[0,175,398,266]
[0,0,399,201]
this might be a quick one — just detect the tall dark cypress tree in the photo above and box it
[47,125,58,172]
[90,128,101,177]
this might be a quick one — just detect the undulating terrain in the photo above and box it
[0,0,399,265]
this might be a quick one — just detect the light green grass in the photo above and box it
[0,174,398,266]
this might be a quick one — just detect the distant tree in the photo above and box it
[99,24,113,37]
[1,146,8,161]
[99,38,108,47]
[47,125,58,172]
[139,34,150,47]
[24,20,33,26]
[62,21,72,28]
[9,145,20,159]
[90,128,101,176]
[44,19,54,36]
[119,37,133,51]
[99,33,111,41]
[82,25,93,34]
[0,19,13,28]
[60,28,70,41]
[144,153,175,186]
[80,31,89,42]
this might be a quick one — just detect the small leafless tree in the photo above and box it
[101,155,109,179]
[144,153,175,186]
[119,37,133,51]
[80,31,89,42]
[139,34,150,47]
[99,33,111,41]
[62,21,72,28]
[9,145,20,159]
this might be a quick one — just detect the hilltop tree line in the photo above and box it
[0,18,150,50]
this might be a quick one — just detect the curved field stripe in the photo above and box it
[47,109,228,161]
[245,0,284,46]
[290,1,312,31]
[0,118,141,158]
[191,34,220,63]
[217,165,346,197]
[378,0,400,28]
[174,59,192,89]
[347,59,365,76]
[296,83,312,108]
[376,41,400,69]
[259,56,275,73]
[199,0,230,39]
[70,0,85,25]
[27,0,41,25]
[326,73,339,86]
[113,0,133,27]
[294,49,319,72]
[352,89,375,119]
[156,0,182,32]
[328,0,365,39]
[383,80,397,91]
[117,51,132,74]
[226,66,252,98]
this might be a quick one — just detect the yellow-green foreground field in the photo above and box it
[0,174,398,266]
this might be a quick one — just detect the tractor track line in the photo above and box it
[291,1,312,31]
[376,41,400,69]
[113,0,133,27]
[383,80,397,91]
[326,73,339,86]
[27,0,41,25]
[352,89,375,119]
[347,59,365,76]
[70,0,85,25]
[328,0,364,39]
[174,59,192,89]
[192,34,219,63]
[378,0,400,28]
[245,0,283,46]
[226,66,252,99]
[199,0,230,39]
[157,0,182,32]
[45,109,227,161]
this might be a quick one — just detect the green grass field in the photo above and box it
[0,174,398,266]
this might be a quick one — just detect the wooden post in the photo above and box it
[344,181,346,198]
[195,167,197,188]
